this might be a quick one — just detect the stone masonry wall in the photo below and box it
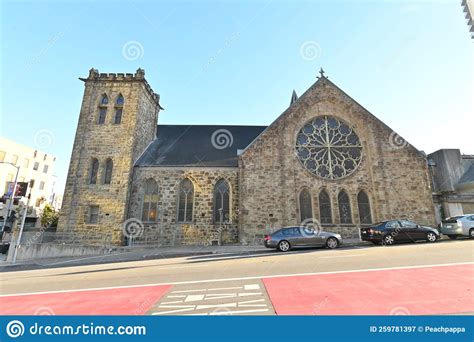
[57,69,160,245]
[239,77,436,245]
[127,167,239,246]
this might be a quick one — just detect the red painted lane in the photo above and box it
[0,285,171,315]
[263,264,474,315]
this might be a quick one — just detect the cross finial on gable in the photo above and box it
[318,67,327,79]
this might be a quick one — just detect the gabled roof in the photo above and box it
[135,125,267,167]
[241,75,423,156]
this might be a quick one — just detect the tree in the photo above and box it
[40,204,59,228]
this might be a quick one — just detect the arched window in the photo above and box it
[213,179,230,224]
[98,94,108,124]
[100,94,108,105]
[114,94,124,124]
[89,158,99,184]
[357,191,372,224]
[114,108,122,124]
[104,159,113,185]
[299,189,313,222]
[141,179,158,222]
[178,179,194,222]
[319,190,332,224]
[338,190,352,224]
[116,94,124,106]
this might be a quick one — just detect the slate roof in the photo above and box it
[135,125,267,167]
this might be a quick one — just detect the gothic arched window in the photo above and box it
[89,158,99,184]
[178,179,194,222]
[116,94,124,106]
[104,158,113,185]
[299,189,313,222]
[338,190,352,224]
[141,179,158,222]
[295,116,362,179]
[357,191,372,224]
[114,94,124,124]
[213,179,230,224]
[100,94,108,105]
[98,94,108,124]
[319,190,332,224]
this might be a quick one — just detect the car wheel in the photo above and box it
[277,240,291,252]
[383,234,395,246]
[326,237,339,249]
[426,232,437,243]
[470,229,474,239]
[448,235,457,240]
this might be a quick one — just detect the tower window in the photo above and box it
[116,94,124,106]
[88,205,99,224]
[89,158,99,184]
[100,94,108,105]
[114,108,122,124]
[104,159,113,185]
[98,108,107,124]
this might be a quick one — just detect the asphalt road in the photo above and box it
[1,239,473,315]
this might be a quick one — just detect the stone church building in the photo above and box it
[57,68,436,246]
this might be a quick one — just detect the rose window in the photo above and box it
[295,116,362,179]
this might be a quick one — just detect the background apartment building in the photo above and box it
[0,137,61,218]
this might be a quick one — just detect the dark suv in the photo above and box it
[360,220,439,245]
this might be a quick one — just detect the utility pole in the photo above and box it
[12,181,32,264]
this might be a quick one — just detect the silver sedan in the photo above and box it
[264,226,343,252]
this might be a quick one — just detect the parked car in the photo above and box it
[264,226,342,251]
[360,220,440,245]
[441,214,474,239]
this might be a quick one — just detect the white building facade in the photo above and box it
[0,137,60,217]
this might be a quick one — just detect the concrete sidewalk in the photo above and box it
[0,238,370,272]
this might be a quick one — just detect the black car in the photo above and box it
[360,220,440,245]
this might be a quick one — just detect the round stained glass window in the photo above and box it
[295,116,362,179]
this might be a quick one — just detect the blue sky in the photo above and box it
[1,0,473,194]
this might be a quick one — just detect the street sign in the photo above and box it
[4,181,28,198]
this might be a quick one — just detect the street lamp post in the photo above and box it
[1,162,20,233]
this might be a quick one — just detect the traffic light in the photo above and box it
[3,210,17,233]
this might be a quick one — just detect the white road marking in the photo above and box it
[239,299,265,304]
[158,305,195,308]
[207,286,242,291]
[166,295,186,298]
[152,308,195,315]
[2,262,472,297]
[171,289,208,294]
[244,284,260,290]
[204,294,237,300]
[239,292,262,297]
[196,303,237,309]
[184,295,205,302]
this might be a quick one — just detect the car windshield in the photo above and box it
[447,216,464,220]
